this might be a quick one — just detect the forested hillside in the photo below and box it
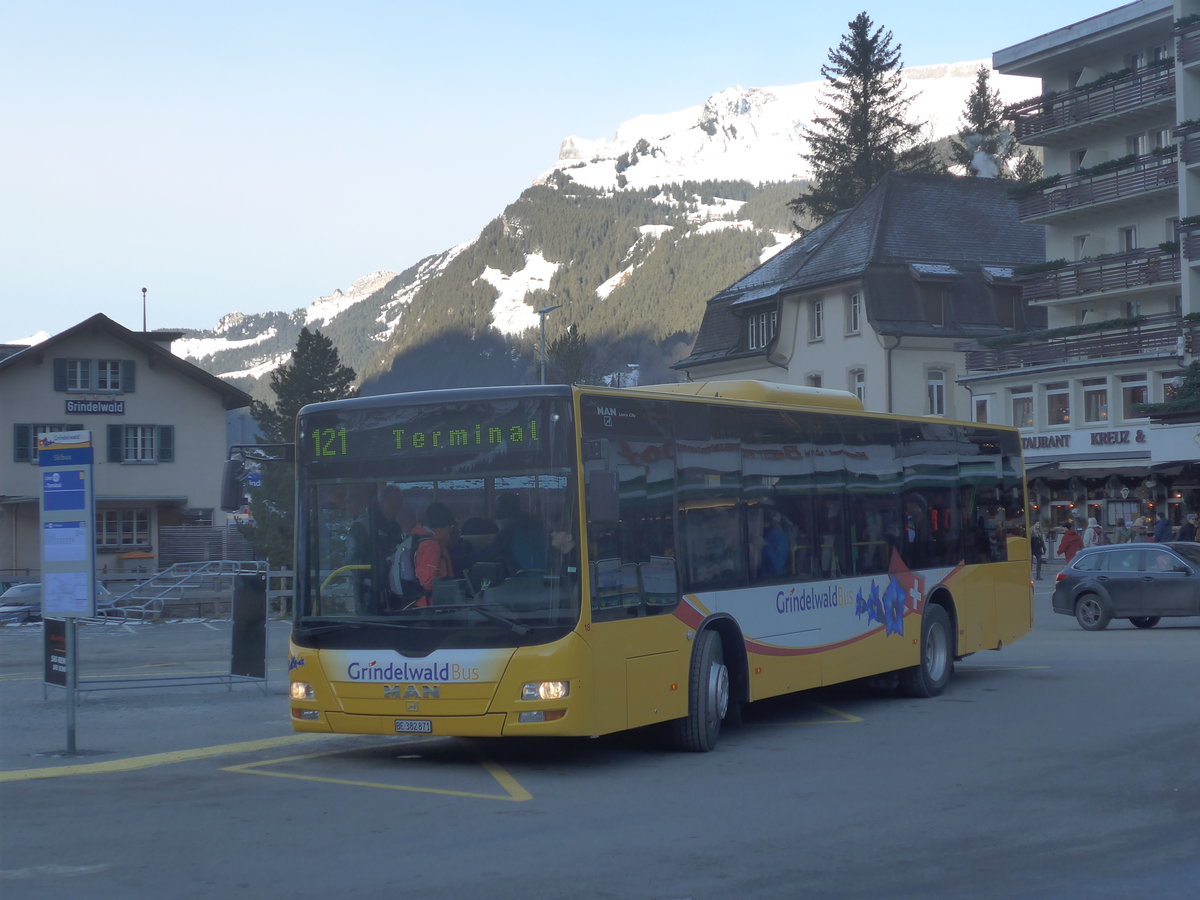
[358,177,803,394]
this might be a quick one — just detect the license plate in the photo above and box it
[395,719,432,734]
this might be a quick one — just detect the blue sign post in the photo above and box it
[39,430,96,754]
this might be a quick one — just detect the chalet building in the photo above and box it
[986,0,1200,539]
[0,314,252,578]
[674,171,1046,421]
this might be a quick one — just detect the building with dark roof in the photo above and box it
[1,314,252,578]
[675,172,1046,420]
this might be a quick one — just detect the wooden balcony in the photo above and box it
[1006,66,1174,145]
[1176,20,1200,67]
[1017,247,1180,304]
[1176,123,1200,165]
[961,314,1194,373]
[1179,220,1200,262]
[1014,150,1178,223]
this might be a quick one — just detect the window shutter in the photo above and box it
[121,359,136,393]
[157,425,174,461]
[53,359,68,392]
[14,424,31,462]
[107,425,124,462]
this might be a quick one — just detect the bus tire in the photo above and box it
[671,630,729,752]
[899,604,953,698]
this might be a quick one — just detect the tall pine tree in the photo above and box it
[789,12,942,225]
[243,328,356,567]
[547,323,596,385]
[950,65,1017,177]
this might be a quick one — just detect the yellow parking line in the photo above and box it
[224,739,533,802]
[0,735,318,782]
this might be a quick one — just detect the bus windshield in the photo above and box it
[295,390,578,651]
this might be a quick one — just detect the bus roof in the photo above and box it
[629,380,864,411]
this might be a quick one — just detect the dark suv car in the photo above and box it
[1052,542,1200,630]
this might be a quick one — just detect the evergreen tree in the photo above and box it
[789,12,942,225]
[950,66,1017,177]
[243,328,357,567]
[547,323,595,385]
[1013,147,1044,184]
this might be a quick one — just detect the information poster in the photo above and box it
[39,432,96,618]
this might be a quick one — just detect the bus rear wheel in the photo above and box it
[671,630,728,752]
[899,604,953,698]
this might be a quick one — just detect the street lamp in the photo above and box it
[538,304,562,385]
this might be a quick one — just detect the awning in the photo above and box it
[1024,459,1153,479]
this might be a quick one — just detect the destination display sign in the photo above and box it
[302,397,569,470]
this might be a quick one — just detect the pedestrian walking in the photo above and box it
[1030,523,1046,580]
[1152,512,1172,543]
[1058,522,1083,565]
[1177,513,1198,543]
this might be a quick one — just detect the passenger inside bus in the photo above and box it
[480,493,547,576]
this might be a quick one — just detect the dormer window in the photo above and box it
[747,307,778,350]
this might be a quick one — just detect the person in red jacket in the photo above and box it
[412,502,456,607]
[1058,522,1084,565]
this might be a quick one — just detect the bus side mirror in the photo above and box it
[220,458,246,511]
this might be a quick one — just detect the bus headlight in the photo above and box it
[291,681,315,701]
[522,680,569,701]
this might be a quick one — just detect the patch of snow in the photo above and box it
[305,269,397,328]
[477,253,561,335]
[4,330,51,346]
[174,328,278,361]
[216,352,291,380]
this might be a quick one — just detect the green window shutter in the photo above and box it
[14,424,31,462]
[107,425,124,462]
[121,359,136,392]
[53,359,68,392]
[157,425,174,461]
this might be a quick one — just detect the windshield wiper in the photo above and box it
[298,617,419,635]
[430,603,531,635]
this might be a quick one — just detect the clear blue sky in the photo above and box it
[2,0,1113,342]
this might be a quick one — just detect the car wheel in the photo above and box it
[1074,594,1110,631]
[1129,616,1160,629]
[899,604,953,697]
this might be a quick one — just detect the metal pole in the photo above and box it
[66,618,77,754]
[142,287,147,331]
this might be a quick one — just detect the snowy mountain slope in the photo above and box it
[545,61,1035,190]
[164,61,1036,394]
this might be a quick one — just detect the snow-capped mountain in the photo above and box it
[545,61,1034,190]
[161,61,1036,395]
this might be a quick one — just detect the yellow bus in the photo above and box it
[288,380,1032,751]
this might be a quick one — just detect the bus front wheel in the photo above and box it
[899,604,953,698]
[671,630,729,752]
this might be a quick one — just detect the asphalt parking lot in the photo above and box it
[2,574,1198,900]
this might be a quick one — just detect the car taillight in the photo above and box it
[1054,570,1069,583]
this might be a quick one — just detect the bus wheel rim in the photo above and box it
[709,662,729,722]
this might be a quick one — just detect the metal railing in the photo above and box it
[1017,247,1179,303]
[1007,66,1174,143]
[960,314,1194,373]
[1015,151,1177,221]
[100,559,269,622]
